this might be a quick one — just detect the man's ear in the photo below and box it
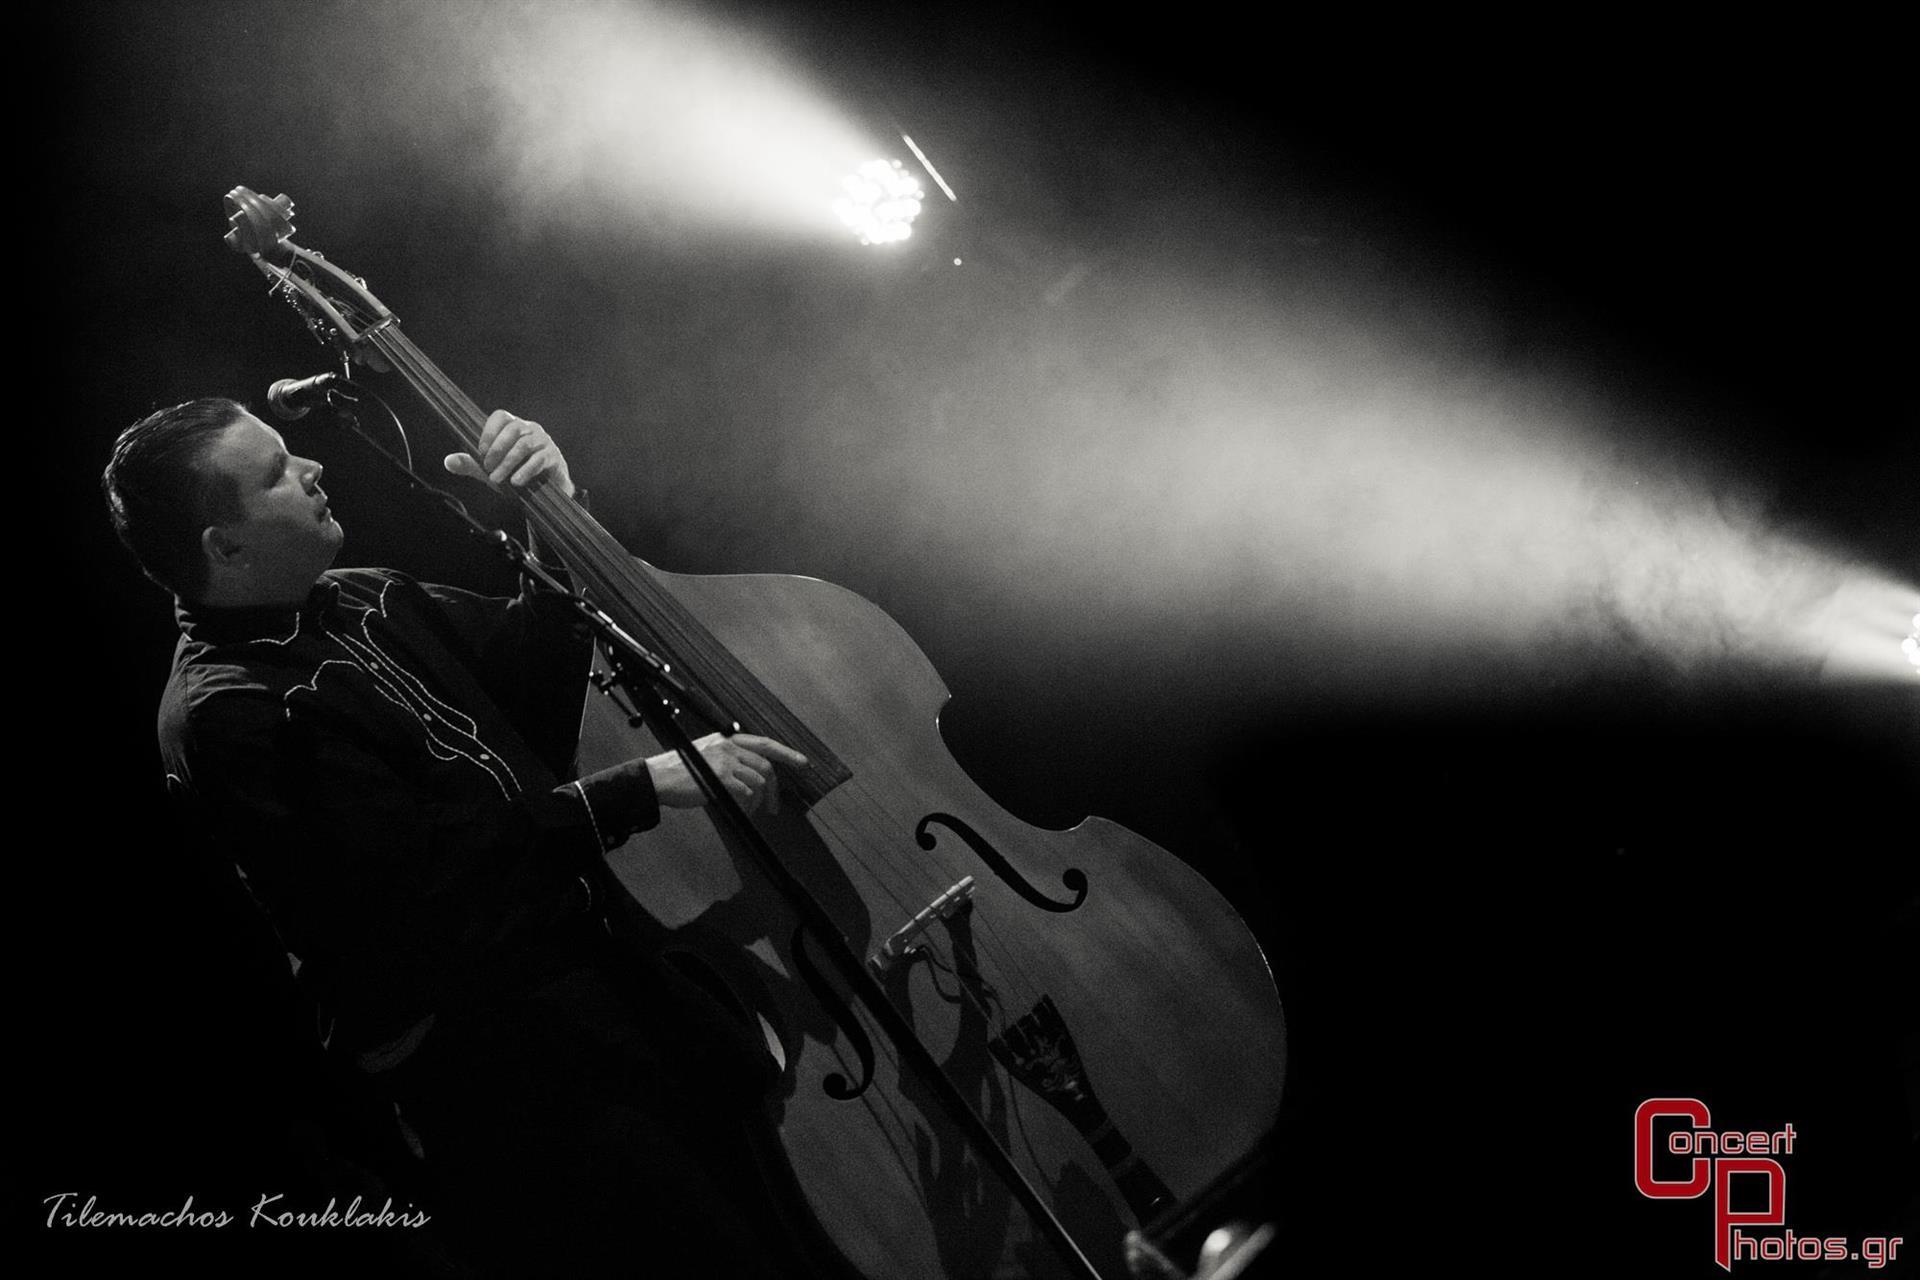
[201,524,243,567]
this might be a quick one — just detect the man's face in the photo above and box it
[202,412,344,597]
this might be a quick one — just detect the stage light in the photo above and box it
[1787,578,1920,683]
[1906,614,1920,674]
[834,158,925,245]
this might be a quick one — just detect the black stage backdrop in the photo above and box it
[28,3,1916,1276]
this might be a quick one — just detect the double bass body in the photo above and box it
[580,563,1286,1279]
[214,184,1286,1280]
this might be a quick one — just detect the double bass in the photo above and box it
[222,186,1285,1279]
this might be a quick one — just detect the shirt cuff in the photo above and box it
[566,757,661,851]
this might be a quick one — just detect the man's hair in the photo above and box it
[102,397,249,598]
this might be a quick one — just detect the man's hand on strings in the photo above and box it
[648,733,809,814]
[444,410,575,499]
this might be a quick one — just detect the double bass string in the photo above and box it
[250,210,1285,1273]
[367,323,1164,1166]
[376,325,1058,942]
[299,248,1025,1048]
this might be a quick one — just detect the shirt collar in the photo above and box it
[176,577,342,646]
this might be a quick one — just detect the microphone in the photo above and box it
[266,372,344,421]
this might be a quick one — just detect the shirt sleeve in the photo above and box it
[568,756,661,851]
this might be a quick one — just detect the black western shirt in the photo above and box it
[159,567,659,1059]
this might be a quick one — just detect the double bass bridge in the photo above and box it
[869,874,976,976]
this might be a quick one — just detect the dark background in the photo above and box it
[30,3,1916,1275]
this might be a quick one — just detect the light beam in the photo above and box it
[316,0,897,241]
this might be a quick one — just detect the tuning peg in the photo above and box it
[222,186,297,261]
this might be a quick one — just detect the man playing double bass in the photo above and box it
[102,396,834,1276]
